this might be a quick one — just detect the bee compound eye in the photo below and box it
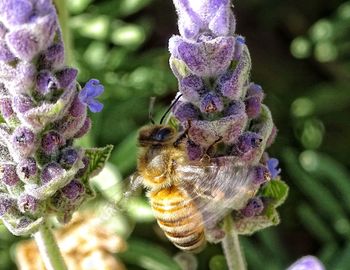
[154,128,172,141]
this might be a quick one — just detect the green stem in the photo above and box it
[34,220,68,270]
[53,0,73,65]
[222,215,247,270]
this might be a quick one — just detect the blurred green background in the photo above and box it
[2,0,350,269]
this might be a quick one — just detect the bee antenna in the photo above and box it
[149,97,156,124]
[160,94,183,125]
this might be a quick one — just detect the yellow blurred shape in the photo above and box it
[16,213,127,270]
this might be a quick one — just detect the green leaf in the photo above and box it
[82,145,114,181]
[260,180,289,207]
[119,239,181,270]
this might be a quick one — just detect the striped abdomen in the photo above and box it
[150,185,205,252]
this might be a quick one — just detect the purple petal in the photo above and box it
[79,79,104,108]
[88,100,104,113]
[287,256,325,270]
[267,158,281,179]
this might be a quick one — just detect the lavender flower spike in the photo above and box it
[0,0,112,238]
[169,0,288,251]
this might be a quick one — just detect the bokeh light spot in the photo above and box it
[291,97,315,117]
[290,37,311,59]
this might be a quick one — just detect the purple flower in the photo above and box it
[78,79,104,113]
[287,256,325,270]
[267,158,281,179]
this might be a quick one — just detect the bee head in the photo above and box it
[138,125,175,146]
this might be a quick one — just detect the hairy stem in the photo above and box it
[34,220,68,270]
[222,215,247,270]
[53,0,73,64]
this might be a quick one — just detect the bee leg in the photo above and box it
[173,120,192,147]
[204,136,223,157]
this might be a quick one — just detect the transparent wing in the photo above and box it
[175,156,258,230]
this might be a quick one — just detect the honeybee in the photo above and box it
[128,123,262,252]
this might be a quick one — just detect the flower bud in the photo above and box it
[232,132,262,156]
[56,68,78,89]
[245,96,261,119]
[16,158,37,183]
[41,162,64,184]
[41,131,64,155]
[173,101,200,122]
[245,84,264,119]
[36,70,58,95]
[41,43,65,69]
[13,95,34,114]
[223,100,245,116]
[73,117,91,139]
[233,36,245,60]
[251,165,270,185]
[69,94,86,118]
[0,98,14,119]
[17,193,39,214]
[0,163,19,186]
[0,0,33,27]
[0,193,15,217]
[59,148,78,169]
[174,37,235,77]
[0,42,16,62]
[179,75,203,102]
[61,179,85,201]
[240,197,264,217]
[11,126,36,158]
[218,46,251,100]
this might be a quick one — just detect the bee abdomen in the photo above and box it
[150,186,205,252]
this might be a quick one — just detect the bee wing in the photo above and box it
[176,157,258,229]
